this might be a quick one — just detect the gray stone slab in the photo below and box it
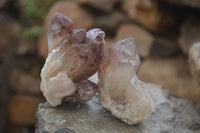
[35,83,200,133]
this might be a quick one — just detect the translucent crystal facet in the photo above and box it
[41,12,105,107]
[98,37,154,125]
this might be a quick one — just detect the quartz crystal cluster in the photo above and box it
[98,38,154,124]
[41,12,154,125]
[40,12,105,107]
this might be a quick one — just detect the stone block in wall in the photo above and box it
[179,17,200,54]
[138,55,200,103]
[8,95,42,125]
[123,0,175,34]
[10,69,41,95]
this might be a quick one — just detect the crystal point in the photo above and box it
[75,80,98,103]
[98,38,154,125]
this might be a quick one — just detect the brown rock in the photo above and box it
[38,1,95,58]
[7,126,34,133]
[138,56,200,103]
[189,42,200,83]
[38,36,47,59]
[123,0,175,34]
[113,24,178,58]
[115,24,153,58]
[80,0,118,12]
[0,0,6,8]
[16,40,37,56]
[8,95,42,125]
[96,11,128,34]
[150,36,179,58]
[179,17,200,54]
[0,14,21,57]
[10,69,41,95]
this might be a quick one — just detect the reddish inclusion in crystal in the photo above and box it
[40,12,105,107]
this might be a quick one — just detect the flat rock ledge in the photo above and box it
[35,83,200,133]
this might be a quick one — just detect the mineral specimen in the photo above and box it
[40,12,105,107]
[41,12,154,125]
[98,37,154,125]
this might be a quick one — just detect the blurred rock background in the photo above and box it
[0,0,200,132]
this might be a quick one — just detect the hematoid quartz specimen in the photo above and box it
[40,12,105,107]
[40,12,154,125]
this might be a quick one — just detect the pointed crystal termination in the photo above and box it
[40,12,105,107]
[98,37,154,125]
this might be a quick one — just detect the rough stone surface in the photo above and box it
[35,83,200,133]
[38,1,95,58]
[189,42,200,83]
[123,0,175,33]
[138,56,200,103]
[98,38,154,125]
[179,17,200,54]
[9,95,42,125]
